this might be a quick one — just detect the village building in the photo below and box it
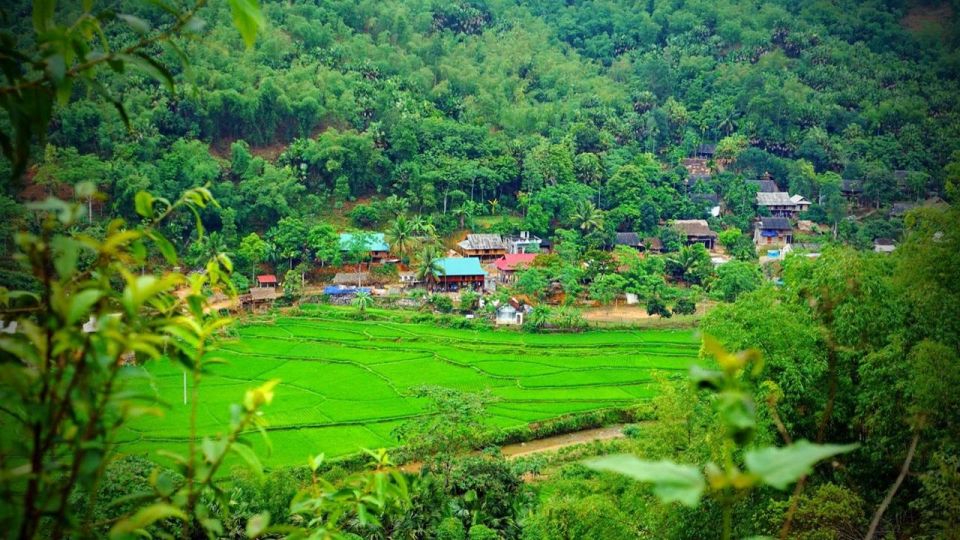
[756,192,811,218]
[493,253,537,283]
[841,179,863,201]
[695,143,716,159]
[874,238,896,253]
[256,274,278,288]
[672,219,718,250]
[495,298,529,326]
[456,234,507,260]
[339,232,391,261]
[434,257,487,291]
[504,231,542,254]
[754,217,793,245]
[612,232,644,251]
[643,237,663,254]
[691,192,722,217]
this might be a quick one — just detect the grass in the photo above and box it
[117,310,698,468]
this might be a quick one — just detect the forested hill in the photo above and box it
[5,0,960,255]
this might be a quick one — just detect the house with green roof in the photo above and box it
[339,232,391,261]
[434,257,486,291]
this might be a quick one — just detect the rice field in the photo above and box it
[117,313,699,467]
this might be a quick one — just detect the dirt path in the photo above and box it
[400,425,626,474]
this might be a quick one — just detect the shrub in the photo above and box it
[468,524,499,540]
[430,294,454,313]
[348,204,381,227]
[674,296,696,315]
[436,517,467,540]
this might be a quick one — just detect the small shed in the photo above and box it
[256,274,278,288]
[874,238,896,253]
[496,304,524,326]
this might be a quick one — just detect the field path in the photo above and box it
[400,424,626,474]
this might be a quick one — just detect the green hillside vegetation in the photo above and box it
[121,312,697,466]
[4,0,960,269]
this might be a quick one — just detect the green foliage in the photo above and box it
[712,261,763,302]
[585,338,858,539]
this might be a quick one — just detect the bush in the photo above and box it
[429,294,454,313]
[674,297,696,315]
[436,517,467,540]
[468,524,499,540]
[348,204,381,227]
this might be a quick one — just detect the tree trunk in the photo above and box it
[864,431,920,540]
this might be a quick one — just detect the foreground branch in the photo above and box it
[864,430,920,540]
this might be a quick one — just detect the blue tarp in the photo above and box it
[761,229,779,237]
[323,286,371,296]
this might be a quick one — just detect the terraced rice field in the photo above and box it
[118,313,699,467]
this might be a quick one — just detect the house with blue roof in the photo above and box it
[434,257,487,291]
[339,232,391,261]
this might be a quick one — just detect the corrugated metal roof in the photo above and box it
[436,257,487,277]
[759,217,793,230]
[339,232,389,252]
[459,234,506,250]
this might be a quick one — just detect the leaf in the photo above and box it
[109,503,186,537]
[135,191,153,218]
[228,0,265,48]
[148,231,178,264]
[67,289,103,325]
[33,0,55,33]
[117,13,151,34]
[231,443,263,479]
[245,512,270,538]
[745,440,859,490]
[584,455,705,507]
[118,53,175,94]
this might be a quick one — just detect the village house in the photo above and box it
[643,237,663,254]
[841,179,863,201]
[612,232,644,251]
[756,192,811,218]
[754,217,793,246]
[339,232,391,261]
[457,234,507,260]
[493,253,537,283]
[672,219,718,250]
[495,298,529,326]
[256,274,278,288]
[434,257,487,291]
[504,231,542,254]
[695,143,716,159]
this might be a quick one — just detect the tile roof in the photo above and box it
[759,217,793,230]
[458,234,506,251]
[756,192,795,205]
[494,253,537,272]
[339,232,389,252]
[256,274,277,284]
[436,257,487,277]
[614,232,643,246]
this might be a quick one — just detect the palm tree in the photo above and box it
[352,290,374,316]
[573,200,604,235]
[412,214,437,241]
[415,245,445,291]
[488,198,500,216]
[386,216,415,263]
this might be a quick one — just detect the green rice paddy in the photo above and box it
[118,312,699,467]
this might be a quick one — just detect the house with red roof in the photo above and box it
[493,253,537,283]
[256,274,278,288]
